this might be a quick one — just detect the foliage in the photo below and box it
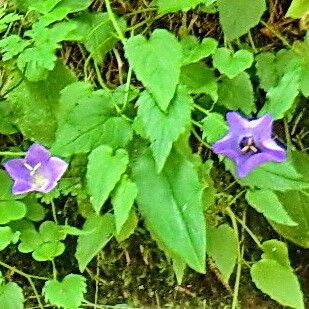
[0,0,308,308]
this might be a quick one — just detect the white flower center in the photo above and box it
[24,162,48,189]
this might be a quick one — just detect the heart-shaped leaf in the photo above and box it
[43,274,86,309]
[125,29,182,111]
[213,48,254,78]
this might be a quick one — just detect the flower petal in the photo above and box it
[212,133,240,160]
[236,150,286,178]
[25,144,51,166]
[4,159,31,182]
[226,111,250,131]
[251,114,273,140]
[12,180,34,195]
[36,157,68,193]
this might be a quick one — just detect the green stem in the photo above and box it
[51,200,58,225]
[260,21,291,48]
[191,127,211,149]
[121,66,133,112]
[0,261,49,280]
[193,103,210,116]
[105,0,126,44]
[226,207,242,309]
[27,276,44,309]
[0,151,25,157]
[51,260,57,280]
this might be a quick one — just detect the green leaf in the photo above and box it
[43,274,86,309]
[156,0,206,13]
[218,72,255,114]
[259,68,301,119]
[251,259,304,309]
[270,190,309,248]
[125,29,182,111]
[0,170,16,200]
[206,224,237,283]
[218,0,266,41]
[87,146,129,213]
[181,36,218,65]
[115,210,138,242]
[261,239,291,268]
[73,12,126,63]
[234,159,309,191]
[202,112,228,144]
[0,280,24,309]
[112,176,137,234]
[213,48,254,78]
[32,241,65,261]
[132,149,206,273]
[7,61,76,146]
[180,62,218,101]
[0,226,20,251]
[286,0,309,18]
[75,214,114,272]
[136,87,192,172]
[255,52,279,91]
[245,190,297,226]
[0,201,27,225]
[24,197,45,222]
[0,103,17,135]
[52,86,132,156]
[0,35,30,61]
[29,0,62,14]
[55,0,92,12]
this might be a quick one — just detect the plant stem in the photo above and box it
[121,66,133,112]
[260,21,291,48]
[0,261,49,280]
[0,151,25,157]
[226,207,242,309]
[50,200,58,225]
[104,0,126,44]
[193,103,210,116]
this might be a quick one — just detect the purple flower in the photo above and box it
[212,112,287,178]
[4,144,68,195]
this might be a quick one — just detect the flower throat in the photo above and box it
[239,136,260,154]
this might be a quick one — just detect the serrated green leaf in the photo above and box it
[55,0,92,12]
[181,36,218,65]
[0,281,24,309]
[0,35,30,61]
[202,112,228,144]
[213,48,254,78]
[75,213,114,271]
[233,159,309,191]
[43,274,86,309]
[286,0,309,18]
[125,29,182,111]
[73,12,126,63]
[255,52,279,91]
[207,224,237,283]
[156,0,206,13]
[0,226,20,251]
[53,87,132,156]
[29,0,62,14]
[132,149,206,273]
[180,62,218,101]
[259,68,301,119]
[24,197,45,222]
[7,61,76,146]
[261,240,291,269]
[251,259,304,309]
[218,72,255,114]
[270,190,309,248]
[87,146,129,213]
[112,176,137,234]
[115,210,138,242]
[0,201,26,225]
[33,241,65,261]
[245,190,297,226]
[136,87,192,172]
[218,0,266,41]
